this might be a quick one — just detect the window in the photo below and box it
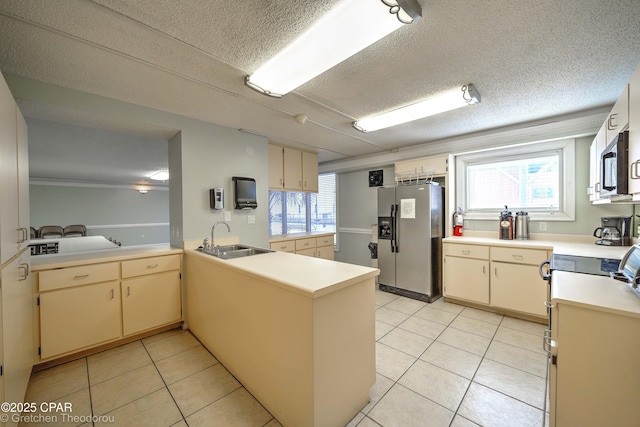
[269,173,337,240]
[456,139,575,221]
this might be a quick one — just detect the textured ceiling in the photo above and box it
[1,0,640,184]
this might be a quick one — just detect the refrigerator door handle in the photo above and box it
[391,204,398,253]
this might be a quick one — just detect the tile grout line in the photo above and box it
[370,294,546,426]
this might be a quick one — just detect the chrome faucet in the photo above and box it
[211,221,231,254]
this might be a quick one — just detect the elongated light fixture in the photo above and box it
[245,0,422,98]
[150,169,169,181]
[353,84,481,132]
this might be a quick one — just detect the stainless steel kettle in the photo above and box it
[515,211,530,240]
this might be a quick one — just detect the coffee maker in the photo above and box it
[593,216,632,246]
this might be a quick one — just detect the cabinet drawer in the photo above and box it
[316,235,334,247]
[122,254,180,278]
[490,247,548,265]
[295,238,316,250]
[270,240,295,252]
[39,262,119,292]
[443,243,489,259]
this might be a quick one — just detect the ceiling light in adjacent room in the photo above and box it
[245,0,422,97]
[150,170,169,181]
[353,84,481,132]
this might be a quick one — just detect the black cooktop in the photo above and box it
[550,254,621,277]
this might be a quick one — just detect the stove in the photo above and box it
[549,254,621,277]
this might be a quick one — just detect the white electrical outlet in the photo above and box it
[224,211,231,221]
[539,222,547,231]
[248,215,256,224]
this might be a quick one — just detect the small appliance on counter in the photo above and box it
[499,206,514,240]
[593,216,632,246]
[610,243,640,298]
[515,211,530,240]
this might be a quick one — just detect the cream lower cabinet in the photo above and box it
[316,235,335,260]
[39,280,121,359]
[37,253,182,360]
[1,252,34,415]
[443,242,549,319]
[121,255,181,336]
[270,234,335,260]
[490,247,549,317]
[549,303,640,426]
[443,244,489,304]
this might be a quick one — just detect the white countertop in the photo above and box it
[443,235,632,259]
[31,244,183,271]
[551,270,640,319]
[187,248,379,299]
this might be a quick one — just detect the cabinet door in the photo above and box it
[302,151,318,192]
[2,253,33,405]
[316,245,334,260]
[0,77,19,265]
[490,262,546,316]
[122,271,181,336]
[283,147,302,190]
[296,248,316,257]
[16,109,29,253]
[606,84,629,143]
[443,256,489,304]
[268,144,284,189]
[40,281,121,359]
[629,65,640,194]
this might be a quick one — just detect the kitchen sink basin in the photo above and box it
[198,244,273,259]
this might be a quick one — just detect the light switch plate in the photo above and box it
[224,211,231,221]
[248,215,256,224]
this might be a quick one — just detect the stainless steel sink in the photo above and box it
[198,244,273,259]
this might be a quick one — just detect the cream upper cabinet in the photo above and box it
[628,64,640,194]
[16,108,29,254]
[283,146,303,190]
[588,123,607,203]
[0,75,20,265]
[395,154,449,183]
[269,143,319,192]
[268,144,285,189]
[606,84,629,144]
[302,151,319,192]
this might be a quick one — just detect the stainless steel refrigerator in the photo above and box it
[377,183,443,302]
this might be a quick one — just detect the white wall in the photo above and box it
[334,136,636,266]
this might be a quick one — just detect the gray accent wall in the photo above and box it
[30,184,169,246]
[11,76,269,249]
[335,167,395,267]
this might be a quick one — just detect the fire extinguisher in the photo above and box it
[453,207,464,236]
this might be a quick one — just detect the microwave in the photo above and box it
[600,131,629,198]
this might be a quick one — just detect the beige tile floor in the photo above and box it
[21,290,548,427]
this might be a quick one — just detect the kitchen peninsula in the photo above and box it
[186,247,379,427]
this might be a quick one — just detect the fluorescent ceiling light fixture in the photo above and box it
[245,0,422,97]
[353,84,481,132]
[149,170,169,181]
